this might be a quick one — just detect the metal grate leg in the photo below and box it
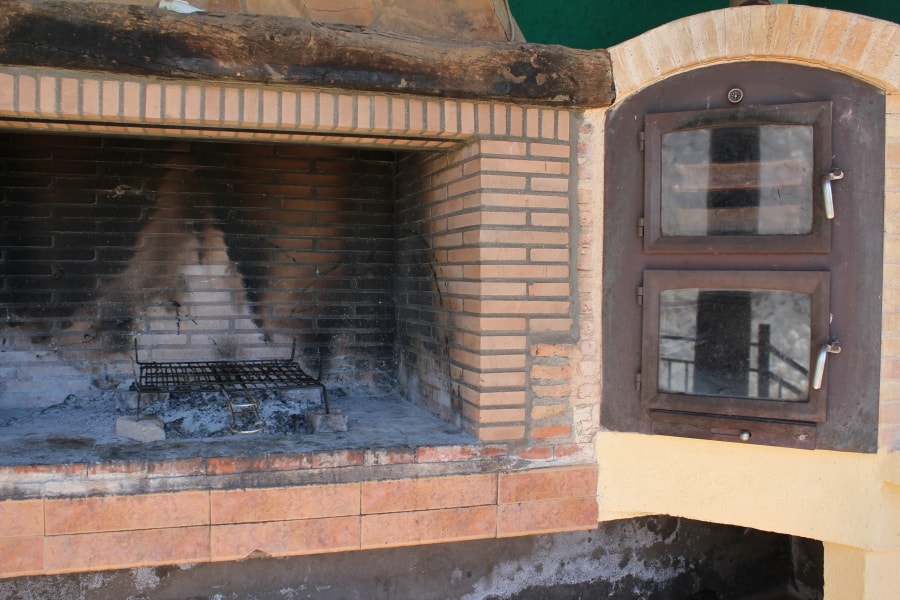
[222,388,266,434]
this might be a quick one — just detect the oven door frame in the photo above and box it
[643,101,834,255]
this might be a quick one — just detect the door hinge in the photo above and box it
[634,373,642,391]
[638,131,645,152]
[636,286,644,306]
[637,217,644,238]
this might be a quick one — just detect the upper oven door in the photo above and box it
[643,101,834,254]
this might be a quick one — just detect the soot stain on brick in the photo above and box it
[2,135,405,402]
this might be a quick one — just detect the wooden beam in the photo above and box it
[0,0,615,107]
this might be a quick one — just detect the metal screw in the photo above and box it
[727,88,744,104]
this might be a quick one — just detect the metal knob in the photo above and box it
[727,88,744,104]
[739,430,751,442]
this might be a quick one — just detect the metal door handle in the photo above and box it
[822,169,843,220]
[812,339,841,390]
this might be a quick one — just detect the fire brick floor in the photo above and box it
[0,390,476,467]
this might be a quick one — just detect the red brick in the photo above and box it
[529,282,571,296]
[532,424,572,440]
[82,78,101,116]
[416,444,483,463]
[361,474,496,514]
[204,455,269,476]
[553,444,592,460]
[123,81,142,119]
[481,444,510,458]
[460,387,525,408]
[211,484,359,524]
[0,536,43,577]
[558,112,571,141]
[39,75,58,115]
[44,526,209,573]
[463,405,527,425]
[476,425,526,442]
[531,404,567,421]
[531,177,569,193]
[525,107,540,137]
[497,497,598,537]
[360,506,496,548]
[499,466,598,504]
[364,447,418,466]
[514,446,553,460]
[2,463,86,482]
[464,370,527,389]
[470,103,489,135]
[531,343,573,358]
[541,109,557,139]
[211,516,359,561]
[530,364,575,380]
[146,457,205,478]
[311,449,365,468]
[479,157,569,176]
[509,105,525,136]
[529,142,571,159]
[0,73,14,111]
[46,491,209,535]
[530,245,571,263]
[0,499,43,538]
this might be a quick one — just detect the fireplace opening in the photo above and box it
[0,132,474,457]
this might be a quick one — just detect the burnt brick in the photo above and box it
[1,233,54,247]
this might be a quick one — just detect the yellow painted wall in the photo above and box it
[596,433,900,551]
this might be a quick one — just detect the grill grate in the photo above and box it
[132,339,328,424]
[138,359,321,392]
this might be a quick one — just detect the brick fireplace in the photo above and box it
[0,66,588,439]
[0,3,602,577]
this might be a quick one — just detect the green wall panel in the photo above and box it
[508,0,899,49]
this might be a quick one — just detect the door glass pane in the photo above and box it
[658,288,811,401]
[660,124,814,236]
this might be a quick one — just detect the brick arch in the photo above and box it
[608,5,899,99]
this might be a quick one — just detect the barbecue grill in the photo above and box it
[132,338,328,433]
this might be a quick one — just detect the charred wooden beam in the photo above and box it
[0,0,615,107]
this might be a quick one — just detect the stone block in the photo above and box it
[305,408,348,433]
[115,415,166,442]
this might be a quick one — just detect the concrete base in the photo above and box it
[115,415,166,442]
[0,517,808,599]
[305,408,348,433]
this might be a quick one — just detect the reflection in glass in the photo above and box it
[660,124,814,236]
[658,288,811,401]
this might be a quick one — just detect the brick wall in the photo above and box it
[0,455,598,577]
[0,67,593,453]
[394,128,581,449]
[0,133,400,406]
